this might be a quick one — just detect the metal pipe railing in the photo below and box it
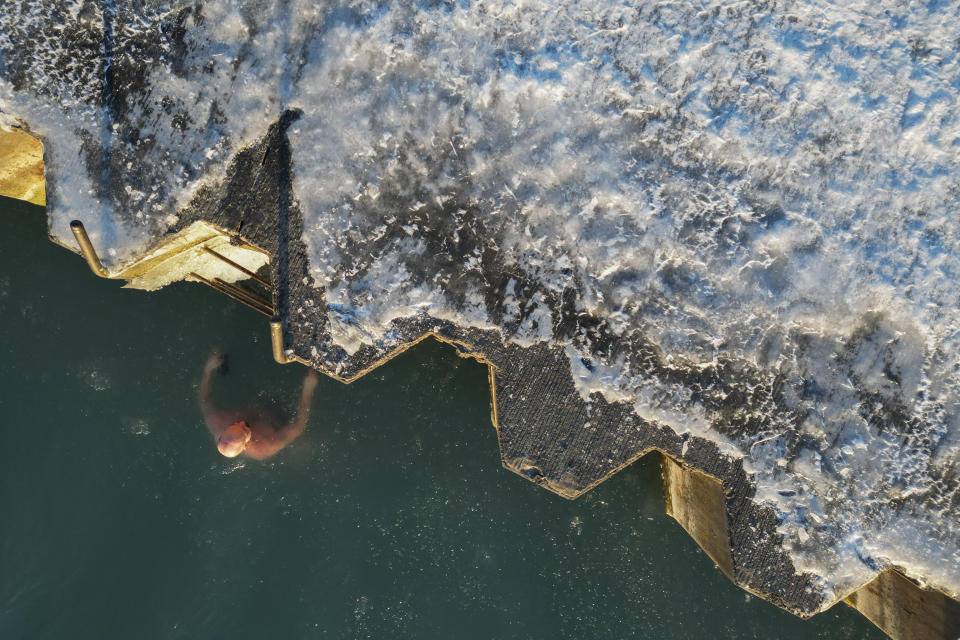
[203,246,272,288]
[69,220,109,277]
[69,223,289,365]
[270,318,291,364]
[188,272,273,317]
[212,277,273,313]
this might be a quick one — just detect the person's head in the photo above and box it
[217,421,252,458]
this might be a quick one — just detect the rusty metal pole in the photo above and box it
[203,246,272,288]
[188,272,273,317]
[270,317,290,364]
[69,220,109,277]
[212,277,273,313]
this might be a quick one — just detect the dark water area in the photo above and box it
[0,196,882,639]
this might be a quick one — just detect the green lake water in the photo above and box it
[0,196,882,639]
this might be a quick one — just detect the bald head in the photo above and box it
[217,421,252,458]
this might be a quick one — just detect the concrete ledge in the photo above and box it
[0,127,44,206]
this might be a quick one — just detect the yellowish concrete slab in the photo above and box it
[662,454,734,579]
[846,569,960,640]
[0,127,45,206]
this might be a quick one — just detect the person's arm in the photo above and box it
[200,352,229,438]
[246,371,319,460]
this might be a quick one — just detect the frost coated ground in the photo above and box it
[1,0,958,607]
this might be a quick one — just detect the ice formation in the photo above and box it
[2,0,959,609]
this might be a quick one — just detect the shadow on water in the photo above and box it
[0,196,882,639]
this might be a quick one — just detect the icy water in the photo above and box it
[0,196,882,639]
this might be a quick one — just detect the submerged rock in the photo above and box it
[2,0,959,632]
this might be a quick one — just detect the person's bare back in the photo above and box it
[199,352,319,460]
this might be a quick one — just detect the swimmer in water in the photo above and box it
[199,352,319,460]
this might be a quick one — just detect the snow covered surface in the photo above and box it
[2,0,959,607]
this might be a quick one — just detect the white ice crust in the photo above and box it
[1,0,958,606]
[290,1,960,603]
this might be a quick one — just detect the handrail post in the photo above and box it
[69,220,109,277]
[270,317,291,364]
